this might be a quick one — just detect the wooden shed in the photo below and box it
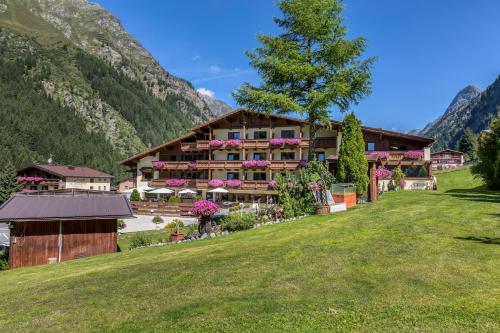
[0,190,134,269]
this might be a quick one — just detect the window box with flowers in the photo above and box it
[404,150,424,159]
[152,161,167,169]
[242,160,271,168]
[226,139,241,148]
[165,179,187,187]
[187,161,198,169]
[209,139,225,148]
[208,179,224,187]
[226,179,241,188]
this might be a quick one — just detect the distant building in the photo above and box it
[16,164,113,192]
[117,178,135,193]
[431,149,464,170]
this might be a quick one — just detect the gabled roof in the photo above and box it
[431,149,464,155]
[0,190,133,221]
[17,164,114,178]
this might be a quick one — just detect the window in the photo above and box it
[228,131,241,140]
[315,151,326,161]
[367,142,375,151]
[90,178,94,183]
[227,153,240,161]
[253,172,267,181]
[281,152,296,160]
[90,186,94,190]
[253,131,267,139]
[281,130,295,138]
[227,172,240,180]
[253,152,267,160]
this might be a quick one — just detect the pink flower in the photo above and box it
[285,138,301,145]
[226,139,241,148]
[191,200,220,217]
[17,176,26,182]
[152,161,166,169]
[268,180,276,189]
[299,159,308,167]
[226,179,241,188]
[270,138,286,146]
[208,179,224,187]
[404,150,424,159]
[165,179,187,187]
[242,160,271,168]
[376,167,392,180]
[209,139,225,148]
[308,182,322,191]
[188,161,198,169]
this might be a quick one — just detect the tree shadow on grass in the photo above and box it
[443,186,500,203]
[454,236,500,245]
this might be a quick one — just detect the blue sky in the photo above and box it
[95,0,500,132]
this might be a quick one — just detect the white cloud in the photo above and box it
[196,87,215,98]
[209,65,221,73]
[191,54,201,61]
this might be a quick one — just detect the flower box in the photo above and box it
[208,179,224,187]
[152,161,167,169]
[226,139,241,148]
[17,176,44,183]
[226,179,241,188]
[165,179,187,187]
[269,138,286,146]
[368,151,390,160]
[242,160,271,168]
[285,138,301,145]
[404,150,424,159]
[209,139,225,148]
[187,161,198,169]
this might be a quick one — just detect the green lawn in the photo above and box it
[0,168,499,332]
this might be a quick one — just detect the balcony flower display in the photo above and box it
[404,150,424,159]
[269,138,286,146]
[226,179,241,188]
[376,167,392,180]
[187,161,198,169]
[242,160,271,168]
[18,176,44,183]
[208,178,224,187]
[209,139,225,148]
[152,161,167,169]
[165,179,187,187]
[285,138,301,145]
[368,151,390,160]
[226,139,241,148]
[268,180,277,189]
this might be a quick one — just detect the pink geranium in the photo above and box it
[242,160,271,168]
[226,179,241,188]
[191,200,220,217]
[188,161,198,169]
[226,139,241,148]
[268,180,276,189]
[270,138,286,146]
[285,138,301,145]
[404,150,424,159]
[208,179,224,187]
[308,182,322,192]
[376,167,392,180]
[165,179,187,187]
[152,161,166,169]
[209,139,225,148]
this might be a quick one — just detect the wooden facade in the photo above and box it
[8,219,117,268]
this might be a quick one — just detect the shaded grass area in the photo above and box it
[0,169,498,332]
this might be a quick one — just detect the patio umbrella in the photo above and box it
[149,188,174,194]
[137,185,154,192]
[208,187,229,193]
[179,189,196,194]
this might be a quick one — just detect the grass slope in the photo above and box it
[0,169,499,332]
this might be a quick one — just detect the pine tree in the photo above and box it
[472,117,500,189]
[130,189,141,201]
[233,0,374,160]
[336,113,369,195]
[0,162,22,204]
[457,128,477,162]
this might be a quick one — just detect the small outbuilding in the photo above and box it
[0,190,134,269]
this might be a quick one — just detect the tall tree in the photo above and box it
[336,113,369,196]
[472,117,500,189]
[0,162,22,204]
[457,128,477,162]
[233,0,374,159]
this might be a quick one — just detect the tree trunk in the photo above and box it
[308,116,317,161]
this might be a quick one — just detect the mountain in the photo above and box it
[0,0,231,177]
[418,82,500,151]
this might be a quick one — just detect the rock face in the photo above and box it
[418,85,487,151]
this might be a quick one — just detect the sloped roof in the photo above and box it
[0,190,133,221]
[18,164,114,178]
[431,149,464,155]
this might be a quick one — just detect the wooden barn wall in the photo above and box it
[9,219,117,269]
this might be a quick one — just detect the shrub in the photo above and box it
[168,195,181,203]
[128,232,151,250]
[166,219,184,233]
[0,247,8,270]
[130,189,140,201]
[117,219,127,230]
[152,215,164,224]
[221,212,255,232]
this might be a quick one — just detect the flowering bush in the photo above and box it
[376,167,392,180]
[226,139,241,148]
[285,138,301,145]
[187,161,198,169]
[299,159,308,167]
[18,176,44,182]
[226,179,241,188]
[308,182,322,192]
[208,179,224,187]
[165,179,187,187]
[269,138,286,146]
[209,139,225,148]
[404,150,424,159]
[242,160,271,168]
[152,161,166,169]
[191,200,220,217]
[268,180,277,189]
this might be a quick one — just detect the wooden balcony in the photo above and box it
[150,179,272,191]
[195,138,314,150]
[366,151,426,165]
[314,137,337,148]
[180,142,197,152]
[269,160,300,170]
[152,160,301,171]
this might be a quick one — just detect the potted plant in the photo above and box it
[168,219,185,241]
[152,215,164,229]
[191,199,220,234]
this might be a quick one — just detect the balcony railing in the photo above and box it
[194,138,315,150]
[150,179,273,191]
[366,150,425,162]
[152,160,301,170]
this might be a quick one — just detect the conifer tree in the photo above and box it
[336,113,369,195]
[0,162,22,204]
[233,0,374,159]
[457,128,477,162]
[472,117,500,189]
